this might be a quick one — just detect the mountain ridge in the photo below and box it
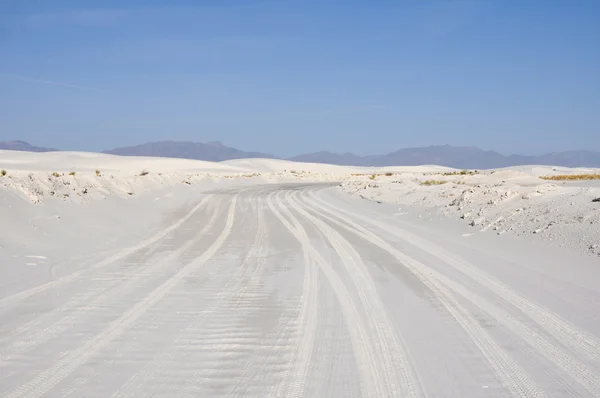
[2,140,600,168]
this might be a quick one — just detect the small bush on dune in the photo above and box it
[443,170,479,176]
[95,170,101,176]
[51,172,60,177]
[139,169,149,176]
[420,180,447,186]
[385,172,393,176]
[1,169,6,176]
[540,174,600,181]
[69,171,76,176]
[369,174,376,180]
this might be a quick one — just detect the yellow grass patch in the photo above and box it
[420,180,447,186]
[540,174,600,181]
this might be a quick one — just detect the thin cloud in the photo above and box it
[0,73,111,93]
[27,9,128,27]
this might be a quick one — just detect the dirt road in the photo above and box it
[2,184,600,397]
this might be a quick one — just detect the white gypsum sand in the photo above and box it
[1,150,600,397]
[338,165,600,256]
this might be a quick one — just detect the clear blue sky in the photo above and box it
[1,0,599,156]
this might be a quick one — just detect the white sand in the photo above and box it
[339,166,600,256]
[2,150,599,256]
[2,150,600,397]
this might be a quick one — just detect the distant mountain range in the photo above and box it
[103,141,275,162]
[0,140,58,153]
[2,140,600,169]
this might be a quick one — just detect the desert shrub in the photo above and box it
[540,174,600,181]
[95,170,101,176]
[420,180,447,186]
[0,169,6,176]
[443,170,479,176]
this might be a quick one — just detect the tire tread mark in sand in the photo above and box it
[0,194,215,308]
[302,191,545,398]
[288,191,423,398]
[266,191,319,398]
[5,195,238,398]
[0,200,224,362]
[224,190,311,397]
[310,190,600,395]
[176,191,271,396]
[266,190,384,398]
[112,192,267,397]
[314,189,600,364]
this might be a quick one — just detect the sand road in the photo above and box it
[1,184,600,397]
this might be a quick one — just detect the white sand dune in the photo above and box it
[1,150,600,397]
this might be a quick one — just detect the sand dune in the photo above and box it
[1,150,599,257]
[1,150,600,396]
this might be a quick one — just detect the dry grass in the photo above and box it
[420,180,447,186]
[1,169,6,176]
[351,172,394,177]
[51,172,60,177]
[540,174,600,181]
[442,170,479,176]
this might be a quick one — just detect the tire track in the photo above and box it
[311,189,600,393]
[0,194,216,309]
[300,190,545,398]
[313,189,600,364]
[266,190,387,398]
[112,191,270,397]
[266,191,319,398]
[287,190,423,398]
[5,195,239,398]
[0,198,223,363]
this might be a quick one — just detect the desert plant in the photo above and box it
[139,169,149,176]
[443,170,479,176]
[384,172,393,176]
[51,172,60,177]
[69,171,76,176]
[540,174,600,181]
[1,169,6,176]
[369,174,376,180]
[95,170,101,176]
[420,180,447,186]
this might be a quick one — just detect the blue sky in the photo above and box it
[1,0,599,156]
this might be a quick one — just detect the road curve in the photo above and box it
[1,184,600,397]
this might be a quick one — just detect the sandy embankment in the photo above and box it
[338,166,600,256]
[2,150,599,257]
[0,150,354,204]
